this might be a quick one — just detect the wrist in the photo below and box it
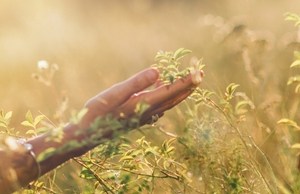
[0,136,40,193]
[16,138,41,179]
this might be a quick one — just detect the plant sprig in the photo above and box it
[153,48,205,84]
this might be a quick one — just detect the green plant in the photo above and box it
[153,48,204,84]
[1,48,283,194]
[68,48,276,193]
[276,13,300,194]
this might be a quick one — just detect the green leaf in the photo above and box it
[291,143,300,149]
[136,136,146,145]
[173,48,192,60]
[290,60,300,68]
[33,181,45,188]
[0,123,7,128]
[235,100,253,115]
[120,143,132,149]
[34,115,45,127]
[166,138,177,147]
[225,83,239,100]
[226,83,240,95]
[287,76,300,85]
[285,13,300,27]
[0,110,12,128]
[4,111,12,120]
[21,120,35,128]
[78,108,88,120]
[295,84,300,93]
[145,147,158,155]
[158,59,169,63]
[166,147,175,154]
[37,147,56,162]
[277,118,300,130]
[25,129,36,135]
[123,149,134,156]
[36,127,49,134]
[25,110,34,124]
[80,168,95,180]
[70,108,88,124]
[134,102,150,115]
[131,149,143,157]
[119,155,134,162]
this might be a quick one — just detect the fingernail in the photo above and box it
[200,70,205,77]
[191,70,203,85]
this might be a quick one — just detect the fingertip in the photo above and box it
[147,67,159,82]
[190,70,202,85]
[200,70,205,78]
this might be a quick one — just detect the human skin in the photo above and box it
[0,67,203,194]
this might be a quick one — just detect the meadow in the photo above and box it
[1,1,300,193]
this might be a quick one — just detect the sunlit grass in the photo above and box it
[1,1,300,193]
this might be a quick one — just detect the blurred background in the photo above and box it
[1,0,300,125]
[2,0,300,193]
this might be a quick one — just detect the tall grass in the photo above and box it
[1,1,300,193]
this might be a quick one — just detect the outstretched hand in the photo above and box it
[81,68,204,130]
[0,67,204,194]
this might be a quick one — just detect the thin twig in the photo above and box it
[73,158,115,193]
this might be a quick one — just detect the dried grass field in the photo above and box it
[1,1,300,193]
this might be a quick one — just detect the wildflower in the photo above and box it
[37,60,49,70]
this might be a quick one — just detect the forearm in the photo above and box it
[0,122,104,194]
[27,124,87,176]
[27,119,116,178]
[0,67,202,194]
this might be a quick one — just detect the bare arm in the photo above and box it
[0,68,203,193]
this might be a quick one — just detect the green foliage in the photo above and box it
[153,48,204,84]
[21,111,46,136]
[0,110,16,135]
[285,12,300,27]
[70,108,88,125]
[286,51,300,93]
[278,118,300,130]
[1,47,281,194]
[61,48,275,193]
[4,31,300,193]
[277,13,300,194]
[225,83,240,101]
[75,136,191,193]
[185,78,275,193]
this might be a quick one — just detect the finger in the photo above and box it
[138,70,203,106]
[143,112,164,125]
[147,90,192,115]
[116,70,203,117]
[85,68,159,112]
[154,79,165,88]
[140,90,192,125]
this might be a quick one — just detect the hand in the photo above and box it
[10,67,203,189]
[81,67,204,130]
